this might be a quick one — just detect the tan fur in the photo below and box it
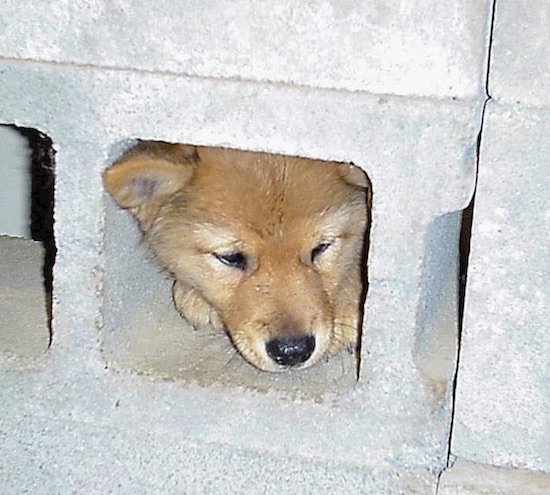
[103,141,369,372]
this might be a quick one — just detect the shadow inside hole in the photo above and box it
[17,127,56,298]
[0,125,55,357]
[458,199,474,331]
[355,172,372,380]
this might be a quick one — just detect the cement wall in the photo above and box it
[439,1,550,491]
[0,1,548,493]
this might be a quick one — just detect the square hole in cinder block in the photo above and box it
[0,124,55,360]
[101,140,371,398]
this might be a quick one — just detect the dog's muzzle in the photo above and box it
[265,334,315,367]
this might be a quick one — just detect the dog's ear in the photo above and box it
[103,141,198,230]
[339,163,372,208]
[338,163,369,189]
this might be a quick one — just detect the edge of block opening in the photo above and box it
[0,124,56,349]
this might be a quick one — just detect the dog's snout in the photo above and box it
[265,335,315,366]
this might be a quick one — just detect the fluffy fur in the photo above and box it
[103,141,369,372]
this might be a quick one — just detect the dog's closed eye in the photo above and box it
[310,242,332,263]
[214,252,247,270]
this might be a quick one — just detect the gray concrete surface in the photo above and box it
[490,1,550,107]
[0,0,490,99]
[439,461,550,495]
[451,102,550,474]
[449,0,550,480]
[0,236,50,360]
[0,396,436,495]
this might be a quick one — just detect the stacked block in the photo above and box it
[440,2,550,492]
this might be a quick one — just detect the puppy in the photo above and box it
[103,142,369,372]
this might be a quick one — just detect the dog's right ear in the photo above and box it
[103,141,198,230]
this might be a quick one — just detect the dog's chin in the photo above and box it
[249,357,318,373]
[231,334,331,373]
[245,355,320,373]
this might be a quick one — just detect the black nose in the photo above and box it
[265,335,315,366]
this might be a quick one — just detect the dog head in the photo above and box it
[104,142,369,372]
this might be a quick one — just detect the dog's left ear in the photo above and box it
[103,141,199,230]
[339,163,369,188]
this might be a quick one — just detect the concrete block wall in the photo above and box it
[439,2,550,493]
[0,1,547,493]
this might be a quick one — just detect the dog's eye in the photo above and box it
[310,242,331,263]
[215,252,247,270]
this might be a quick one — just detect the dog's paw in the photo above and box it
[172,280,224,331]
[329,310,360,355]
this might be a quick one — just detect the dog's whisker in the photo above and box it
[220,346,243,373]
[333,321,357,331]
[194,330,224,340]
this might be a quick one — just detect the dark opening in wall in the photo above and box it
[18,127,56,296]
[102,140,371,398]
[458,199,474,330]
[0,124,55,359]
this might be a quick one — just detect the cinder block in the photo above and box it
[0,0,491,99]
[0,408,437,495]
[0,58,479,492]
[452,102,550,474]
[490,1,550,107]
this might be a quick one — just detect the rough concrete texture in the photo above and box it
[0,392,436,495]
[490,1,550,107]
[451,0,550,478]
[439,461,550,495]
[452,102,550,475]
[0,236,50,359]
[0,0,491,99]
[0,0,503,493]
